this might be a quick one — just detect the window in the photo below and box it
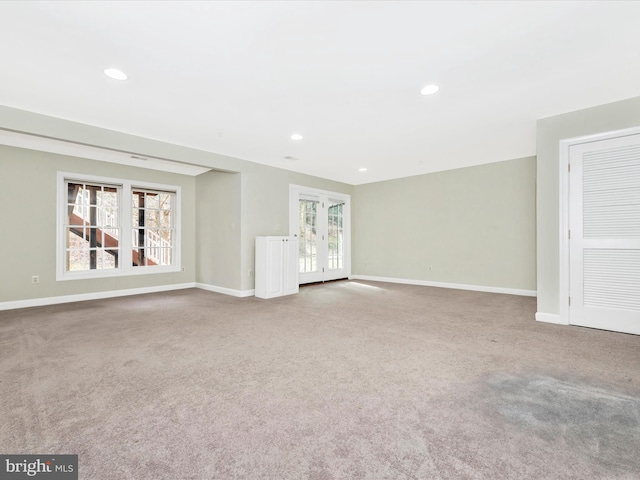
[57,173,181,280]
[66,181,120,272]
[132,189,174,267]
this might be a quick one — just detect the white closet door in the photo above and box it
[569,133,640,334]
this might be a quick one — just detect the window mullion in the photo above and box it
[120,183,133,273]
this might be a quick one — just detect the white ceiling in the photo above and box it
[1,1,640,185]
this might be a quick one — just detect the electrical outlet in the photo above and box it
[181,266,185,272]
[428,266,432,271]
[248,269,253,277]
[31,275,40,284]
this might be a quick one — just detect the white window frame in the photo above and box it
[57,172,181,281]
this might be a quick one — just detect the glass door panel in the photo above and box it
[290,186,350,285]
[327,201,344,271]
[299,199,319,275]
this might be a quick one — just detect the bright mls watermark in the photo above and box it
[0,455,77,479]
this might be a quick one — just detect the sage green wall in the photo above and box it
[0,145,196,303]
[195,160,352,292]
[0,106,353,298]
[353,157,537,290]
[536,96,640,315]
[239,162,353,291]
[195,171,242,290]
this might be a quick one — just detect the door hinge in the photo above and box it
[568,163,571,173]
[568,296,571,306]
[322,267,325,272]
[568,229,571,239]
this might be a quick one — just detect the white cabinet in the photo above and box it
[255,236,299,299]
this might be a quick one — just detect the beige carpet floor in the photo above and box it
[1,280,639,479]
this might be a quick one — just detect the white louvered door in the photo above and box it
[569,133,640,334]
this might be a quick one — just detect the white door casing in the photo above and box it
[563,130,640,334]
[289,185,351,284]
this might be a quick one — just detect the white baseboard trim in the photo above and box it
[0,283,196,311]
[535,312,563,324]
[349,275,537,297]
[195,282,255,298]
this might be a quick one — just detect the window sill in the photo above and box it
[56,265,182,282]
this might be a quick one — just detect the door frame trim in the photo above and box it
[558,126,640,326]
[289,184,352,283]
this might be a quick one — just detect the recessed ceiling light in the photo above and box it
[359,167,368,172]
[290,134,303,141]
[104,68,128,80]
[420,84,439,96]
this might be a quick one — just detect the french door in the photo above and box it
[290,186,351,284]
[568,133,640,334]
